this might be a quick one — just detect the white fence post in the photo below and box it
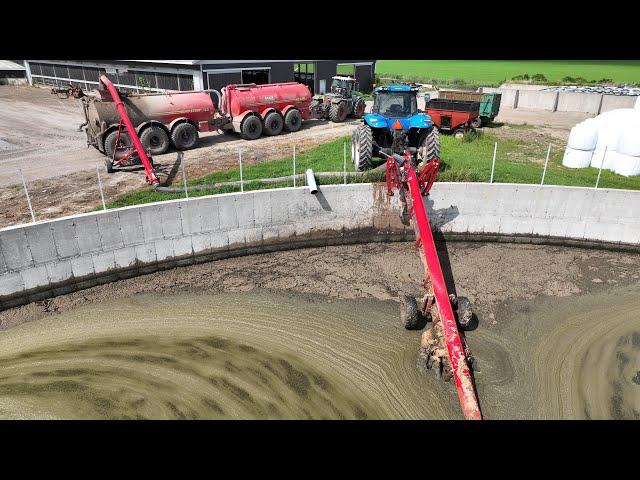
[181,160,189,199]
[96,165,107,211]
[595,146,607,189]
[490,142,497,184]
[293,145,296,188]
[541,143,551,186]
[239,149,244,193]
[343,141,347,185]
[19,168,36,223]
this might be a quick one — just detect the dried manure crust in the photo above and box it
[0,242,639,419]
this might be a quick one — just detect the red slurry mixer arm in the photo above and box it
[99,75,159,185]
[384,150,482,420]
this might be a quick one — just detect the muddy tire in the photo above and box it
[171,123,199,150]
[456,296,476,331]
[351,97,366,118]
[240,116,263,140]
[140,125,170,155]
[351,124,373,171]
[284,109,302,132]
[103,130,133,161]
[470,117,482,129]
[263,112,284,136]
[400,295,420,329]
[329,102,348,123]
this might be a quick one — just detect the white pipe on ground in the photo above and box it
[305,169,318,194]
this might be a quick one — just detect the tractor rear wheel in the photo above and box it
[418,126,441,166]
[351,124,373,171]
[284,109,302,132]
[240,116,263,140]
[351,97,366,118]
[329,102,348,122]
[140,125,170,155]
[103,130,133,162]
[263,112,284,136]
[171,123,199,150]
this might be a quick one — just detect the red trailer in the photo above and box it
[424,99,480,138]
[218,82,313,139]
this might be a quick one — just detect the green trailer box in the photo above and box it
[439,90,502,125]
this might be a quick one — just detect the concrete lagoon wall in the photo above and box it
[1,183,640,310]
[497,87,638,114]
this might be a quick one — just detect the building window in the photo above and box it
[294,63,314,94]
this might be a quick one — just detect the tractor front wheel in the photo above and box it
[329,102,348,122]
[352,97,366,118]
[351,124,373,171]
[417,126,441,166]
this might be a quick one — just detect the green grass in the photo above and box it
[105,132,640,210]
[375,60,640,86]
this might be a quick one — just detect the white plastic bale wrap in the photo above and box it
[559,108,640,176]
[567,121,598,151]
[563,146,593,168]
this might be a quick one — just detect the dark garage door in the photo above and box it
[207,71,242,92]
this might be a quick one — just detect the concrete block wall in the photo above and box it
[515,90,559,111]
[1,183,639,310]
[600,95,638,113]
[556,92,602,114]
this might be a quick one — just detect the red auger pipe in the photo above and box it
[407,168,482,420]
[99,75,159,185]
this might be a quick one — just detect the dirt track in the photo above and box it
[0,86,359,227]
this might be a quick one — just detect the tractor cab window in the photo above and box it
[373,91,418,117]
[331,78,352,96]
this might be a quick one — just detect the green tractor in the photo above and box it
[310,76,367,123]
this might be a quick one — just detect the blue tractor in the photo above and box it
[351,84,440,171]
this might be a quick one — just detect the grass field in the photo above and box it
[375,60,640,86]
[105,132,640,209]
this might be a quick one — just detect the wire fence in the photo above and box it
[6,138,639,230]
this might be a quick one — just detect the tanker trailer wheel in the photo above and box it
[351,97,366,118]
[400,294,421,330]
[240,116,263,140]
[417,126,441,166]
[171,123,199,150]
[453,128,465,140]
[284,109,302,132]
[329,102,348,123]
[263,112,284,136]
[351,124,373,171]
[140,125,170,155]
[470,117,482,129]
[103,130,133,162]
